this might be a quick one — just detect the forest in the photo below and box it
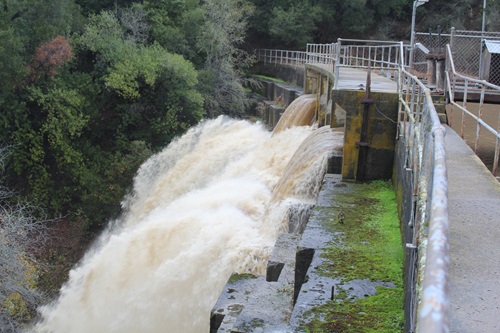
[0,0,497,331]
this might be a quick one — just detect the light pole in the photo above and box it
[410,0,430,71]
[479,0,487,79]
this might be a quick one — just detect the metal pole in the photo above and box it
[410,0,418,71]
[410,1,430,71]
[479,0,486,79]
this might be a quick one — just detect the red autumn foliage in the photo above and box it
[31,36,73,80]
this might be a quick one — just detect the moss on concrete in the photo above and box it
[251,74,288,84]
[303,180,404,332]
[228,273,258,283]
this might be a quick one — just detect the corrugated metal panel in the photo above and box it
[485,40,500,54]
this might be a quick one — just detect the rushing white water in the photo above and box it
[32,112,342,333]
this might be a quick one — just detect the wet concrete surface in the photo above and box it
[211,174,402,332]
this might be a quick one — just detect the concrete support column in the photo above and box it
[332,90,399,181]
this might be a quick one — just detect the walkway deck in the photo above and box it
[307,64,399,93]
[445,125,500,333]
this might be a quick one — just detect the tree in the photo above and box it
[0,146,47,333]
[198,0,255,117]
[143,0,204,64]
[79,10,204,146]
[30,36,73,80]
[268,3,320,49]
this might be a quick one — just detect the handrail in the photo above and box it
[256,49,308,65]
[336,39,404,70]
[305,43,337,64]
[398,65,450,333]
[445,44,500,175]
[255,45,337,66]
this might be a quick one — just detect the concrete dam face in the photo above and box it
[31,97,343,333]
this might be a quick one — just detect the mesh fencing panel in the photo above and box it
[414,29,500,84]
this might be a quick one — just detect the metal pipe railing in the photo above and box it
[398,67,450,333]
[445,44,500,175]
[256,49,308,65]
[336,39,403,71]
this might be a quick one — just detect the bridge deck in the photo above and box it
[307,64,399,93]
[445,125,500,333]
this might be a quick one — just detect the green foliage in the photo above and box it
[4,0,83,51]
[143,0,204,63]
[0,27,26,90]
[78,10,131,63]
[104,43,198,99]
[268,3,320,49]
[198,0,255,117]
[249,0,409,44]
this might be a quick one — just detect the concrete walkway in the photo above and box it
[307,64,399,93]
[445,125,500,332]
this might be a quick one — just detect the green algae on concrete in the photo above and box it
[303,180,404,332]
[228,273,259,284]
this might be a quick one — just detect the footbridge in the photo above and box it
[255,37,500,333]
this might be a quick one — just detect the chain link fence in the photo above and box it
[414,29,500,84]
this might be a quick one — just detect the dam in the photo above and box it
[32,37,500,333]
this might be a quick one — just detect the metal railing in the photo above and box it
[336,38,404,70]
[305,43,337,64]
[333,39,406,89]
[445,44,500,176]
[398,67,449,333]
[256,49,308,65]
[256,44,337,66]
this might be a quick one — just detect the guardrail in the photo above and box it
[337,38,404,70]
[445,44,500,176]
[305,43,337,64]
[398,67,450,333]
[256,44,337,66]
[256,49,308,65]
[333,39,405,89]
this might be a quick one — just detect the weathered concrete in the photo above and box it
[333,90,399,181]
[212,173,403,332]
[291,174,403,331]
[252,63,305,88]
[334,66,399,93]
[211,233,299,333]
[392,131,418,333]
[445,125,500,333]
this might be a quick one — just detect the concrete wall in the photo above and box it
[252,63,305,87]
[392,133,418,333]
[332,90,399,181]
[252,78,303,129]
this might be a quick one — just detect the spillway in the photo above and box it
[33,96,342,333]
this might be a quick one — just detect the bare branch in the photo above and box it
[119,6,150,44]
[0,147,47,332]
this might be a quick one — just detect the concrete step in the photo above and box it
[211,233,299,333]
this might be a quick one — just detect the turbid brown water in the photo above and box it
[448,102,500,172]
